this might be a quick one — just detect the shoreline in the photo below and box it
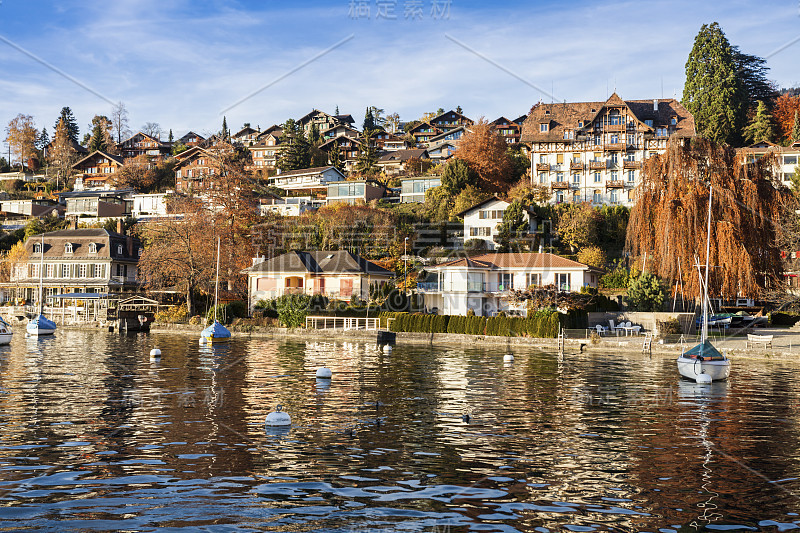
[137,322,800,362]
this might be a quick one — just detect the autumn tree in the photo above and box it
[4,114,38,169]
[385,112,401,133]
[454,118,514,192]
[627,137,789,300]
[507,179,550,206]
[48,118,79,184]
[555,202,601,252]
[0,241,28,283]
[577,246,607,269]
[773,94,800,143]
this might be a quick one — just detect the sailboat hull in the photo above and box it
[0,333,11,345]
[27,315,56,336]
[677,355,730,381]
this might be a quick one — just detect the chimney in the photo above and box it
[653,99,658,112]
[127,234,134,257]
[71,216,78,231]
[117,219,124,235]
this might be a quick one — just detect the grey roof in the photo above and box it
[378,149,428,162]
[242,250,392,276]
[26,228,141,260]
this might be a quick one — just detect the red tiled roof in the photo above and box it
[432,253,591,270]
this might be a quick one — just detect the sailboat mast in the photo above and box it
[38,233,45,315]
[702,187,713,343]
[214,236,220,323]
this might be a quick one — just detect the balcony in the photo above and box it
[570,161,583,171]
[589,160,606,170]
[623,160,642,169]
[605,143,626,151]
[606,180,625,188]
[536,163,550,172]
[605,123,625,132]
[551,182,570,190]
[485,282,513,293]
[417,282,440,292]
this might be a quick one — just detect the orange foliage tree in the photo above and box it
[773,94,800,143]
[626,138,790,300]
[454,118,514,193]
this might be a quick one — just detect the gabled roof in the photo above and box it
[430,252,591,271]
[173,146,215,168]
[430,110,473,125]
[334,114,355,124]
[520,94,695,144]
[318,134,363,151]
[179,131,205,143]
[242,250,392,276]
[72,150,125,168]
[45,138,88,155]
[490,116,515,126]
[377,149,428,163]
[120,131,169,147]
[233,126,259,138]
[428,126,465,143]
[454,196,538,218]
[257,125,283,139]
[408,122,439,134]
[274,165,344,178]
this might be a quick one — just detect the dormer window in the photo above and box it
[34,243,42,254]
[645,119,654,128]
[540,123,549,133]
[89,243,97,254]
[117,244,124,255]
[65,243,73,254]
[670,117,677,125]
[544,110,550,115]
[578,121,584,128]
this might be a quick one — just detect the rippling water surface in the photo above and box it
[1,330,799,531]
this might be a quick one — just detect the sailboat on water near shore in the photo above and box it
[676,186,730,382]
[200,237,231,343]
[27,234,56,337]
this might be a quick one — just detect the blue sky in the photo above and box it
[1,0,798,143]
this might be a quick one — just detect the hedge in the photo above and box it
[387,311,561,338]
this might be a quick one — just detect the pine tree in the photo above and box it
[168,129,174,143]
[329,141,344,173]
[335,105,340,115]
[793,110,800,142]
[496,200,529,252]
[37,127,50,150]
[87,115,112,153]
[355,129,378,174]
[363,107,375,134]
[682,22,744,146]
[222,116,229,140]
[276,119,311,171]
[88,124,107,152]
[743,100,776,144]
[55,107,79,144]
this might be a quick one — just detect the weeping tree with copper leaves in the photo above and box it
[626,137,790,302]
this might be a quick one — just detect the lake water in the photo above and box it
[0,331,799,532]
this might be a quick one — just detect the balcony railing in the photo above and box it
[570,161,583,171]
[589,160,606,170]
[551,182,570,189]
[536,163,550,172]
[417,282,440,292]
[606,180,625,188]
[623,160,642,169]
[605,143,626,151]
[605,123,625,132]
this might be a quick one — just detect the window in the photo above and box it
[670,117,677,125]
[610,190,618,203]
[593,190,602,203]
[656,127,668,137]
[610,134,619,144]
[556,172,564,182]
[526,273,541,287]
[89,243,97,254]
[117,244,124,255]
[609,113,621,125]
[34,243,42,253]
[61,264,70,278]
[627,170,635,182]
[556,192,564,203]
[572,191,580,203]
[79,264,87,278]
[469,227,491,237]
[499,273,513,291]
[611,170,618,181]
[556,273,571,291]
[593,172,601,183]
[539,155,547,163]
[556,153,564,165]
[572,173,580,184]
[65,243,73,254]
[578,121,584,128]
[540,123,549,132]
[610,153,618,164]
[645,119,654,127]
[785,156,798,165]
[46,264,54,278]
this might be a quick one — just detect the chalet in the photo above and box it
[178,131,205,146]
[297,110,353,138]
[268,166,346,193]
[256,125,284,142]
[321,124,360,142]
[1,224,142,305]
[738,141,800,184]
[426,127,466,162]
[429,110,474,133]
[248,133,284,175]
[173,147,216,192]
[407,122,441,146]
[118,132,172,160]
[376,148,429,175]
[419,253,600,316]
[318,135,362,172]
[241,250,393,312]
[232,125,260,145]
[490,116,523,144]
[71,151,125,191]
[521,93,695,206]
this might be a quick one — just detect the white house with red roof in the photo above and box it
[419,252,600,316]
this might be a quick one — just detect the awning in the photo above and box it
[54,293,109,299]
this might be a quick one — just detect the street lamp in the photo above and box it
[404,237,409,293]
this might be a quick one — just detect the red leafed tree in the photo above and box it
[773,93,800,143]
[454,118,514,193]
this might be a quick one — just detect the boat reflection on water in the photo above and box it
[677,380,728,531]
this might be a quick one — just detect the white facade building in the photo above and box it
[459,197,539,250]
[419,253,600,316]
[521,93,696,206]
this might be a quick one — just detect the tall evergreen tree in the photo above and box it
[732,46,777,110]
[168,128,174,143]
[37,127,50,150]
[743,100,776,144]
[329,141,344,173]
[335,105,340,115]
[682,22,744,146]
[496,200,529,253]
[363,107,375,134]
[276,119,311,171]
[222,116,229,140]
[793,110,800,142]
[55,107,79,144]
[355,129,378,174]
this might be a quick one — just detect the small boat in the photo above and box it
[199,236,231,343]
[677,186,730,382]
[28,233,56,337]
[0,316,13,345]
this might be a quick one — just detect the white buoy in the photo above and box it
[199,336,207,344]
[696,374,712,384]
[504,354,514,362]
[149,348,161,359]
[316,367,332,379]
[265,405,291,426]
[382,344,393,353]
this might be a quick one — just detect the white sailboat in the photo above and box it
[200,236,231,343]
[0,316,13,345]
[677,186,730,382]
[27,234,57,337]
